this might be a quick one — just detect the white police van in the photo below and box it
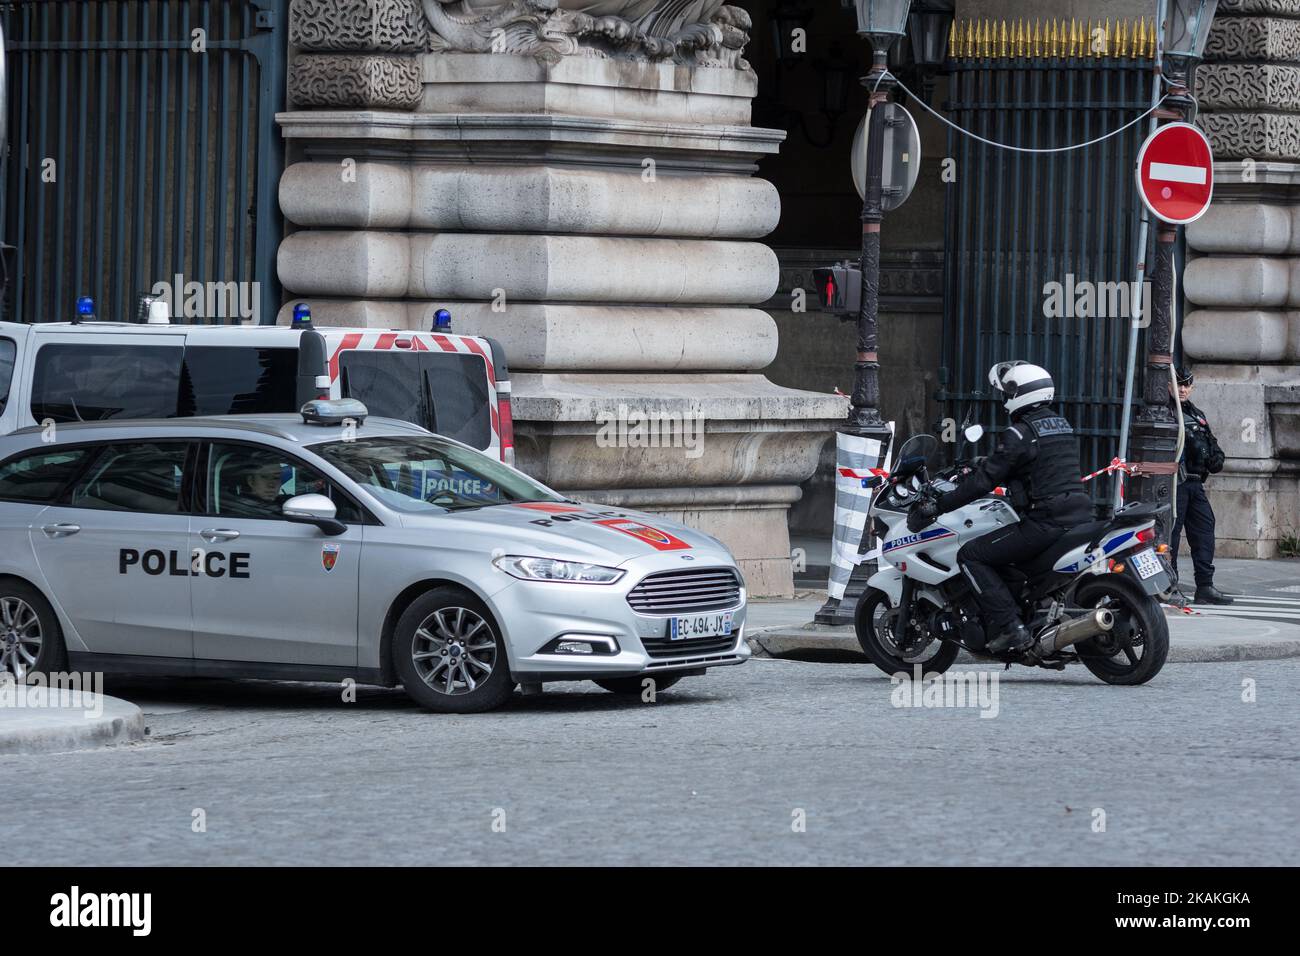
[0,303,514,463]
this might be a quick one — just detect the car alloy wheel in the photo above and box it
[410,606,497,696]
[0,596,43,681]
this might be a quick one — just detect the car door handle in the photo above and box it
[199,529,240,542]
[41,523,81,538]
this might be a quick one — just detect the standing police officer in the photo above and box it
[1171,367,1232,605]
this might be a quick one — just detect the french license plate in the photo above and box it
[670,612,734,641]
[1132,548,1162,580]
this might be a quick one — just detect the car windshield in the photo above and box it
[313,435,563,513]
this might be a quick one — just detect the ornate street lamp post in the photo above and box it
[1127,0,1217,541]
[814,0,914,626]
[847,0,910,443]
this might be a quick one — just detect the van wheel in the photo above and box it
[0,580,66,681]
[393,587,515,713]
[594,675,683,696]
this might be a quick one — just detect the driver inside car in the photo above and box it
[907,361,1093,654]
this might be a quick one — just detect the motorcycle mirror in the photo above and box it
[964,424,985,443]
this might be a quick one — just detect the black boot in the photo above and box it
[1194,585,1234,605]
[986,622,1032,654]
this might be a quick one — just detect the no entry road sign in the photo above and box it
[1135,122,1214,225]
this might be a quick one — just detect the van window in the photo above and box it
[425,352,491,449]
[340,350,491,449]
[0,338,15,414]
[0,448,90,503]
[339,352,424,428]
[31,344,183,423]
[179,346,298,416]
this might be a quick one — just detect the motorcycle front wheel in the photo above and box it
[1074,577,1169,685]
[855,587,959,679]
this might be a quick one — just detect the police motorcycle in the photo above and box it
[854,426,1171,685]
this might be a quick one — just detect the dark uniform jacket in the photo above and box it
[937,404,1093,526]
[1179,400,1225,482]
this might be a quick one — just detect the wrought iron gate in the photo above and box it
[939,18,1159,508]
[1,0,287,325]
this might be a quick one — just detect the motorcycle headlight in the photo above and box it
[493,555,625,584]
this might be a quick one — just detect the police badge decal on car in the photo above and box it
[322,543,340,573]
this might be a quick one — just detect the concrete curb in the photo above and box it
[747,624,1300,665]
[0,685,145,756]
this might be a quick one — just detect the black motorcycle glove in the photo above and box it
[907,498,940,533]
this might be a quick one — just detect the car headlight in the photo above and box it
[493,555,625,584]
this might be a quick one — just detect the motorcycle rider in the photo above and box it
[907,361,1093,654]
[1170,367,1232,605]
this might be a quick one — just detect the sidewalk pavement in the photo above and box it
[747,589,1300,664]
[0,681,145,756]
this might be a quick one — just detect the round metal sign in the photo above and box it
[851,102,921,212]
[1135,121,1214,225]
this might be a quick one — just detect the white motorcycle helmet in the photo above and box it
[989,361,1055,414]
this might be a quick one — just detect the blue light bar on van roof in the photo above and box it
[292,302,313,328]
[76,296,95,316]
[434,308,452,330]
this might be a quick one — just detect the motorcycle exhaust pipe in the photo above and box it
[1034,608,1115,657]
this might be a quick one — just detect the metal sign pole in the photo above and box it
[1114,0,1167,511]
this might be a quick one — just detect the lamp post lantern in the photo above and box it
[1126,0,1217,548]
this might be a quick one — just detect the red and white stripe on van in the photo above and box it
[318,329,515,466]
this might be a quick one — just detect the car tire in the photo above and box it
[593,674,683,697]
[392,587,515,713]
[0,579,67,681]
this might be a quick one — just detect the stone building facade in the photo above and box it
[275,0,846,596]
[1184,0,1300,556]
[274,0,1300,583]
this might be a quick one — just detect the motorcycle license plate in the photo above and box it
[670,612,734,640]
[1132,548,1162,580]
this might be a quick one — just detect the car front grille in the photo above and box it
[641,634,740,659]
[626,568,742,616]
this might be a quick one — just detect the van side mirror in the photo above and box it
[963,424,985,443]
[283,493,346,536]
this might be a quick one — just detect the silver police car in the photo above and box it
[0,401,748,711]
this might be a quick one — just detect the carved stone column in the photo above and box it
[274,0,847,594]
[1183,0,1300,557]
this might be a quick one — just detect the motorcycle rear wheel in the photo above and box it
[1074,577,1169,685]
[855,587,959,678]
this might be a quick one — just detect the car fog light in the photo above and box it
[540,635,619,656]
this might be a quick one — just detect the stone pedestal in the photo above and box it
[1185,1,1300,557]
[275,1,846,594]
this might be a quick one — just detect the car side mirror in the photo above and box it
[963,424,985,443]
[283,493,346,536]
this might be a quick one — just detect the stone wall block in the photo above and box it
[280,162,413,228]
[278,231,411,298]
[409,234,779,304]
[403,166,780,239]
[289,0,429,52]
[1187,202,1294,255]
[1184,256,1295,307]
[1183,309,1291,362]
[288,54,422,109]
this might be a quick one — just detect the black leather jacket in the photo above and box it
[1180,400,1225,481]
[937,405,1093,526]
